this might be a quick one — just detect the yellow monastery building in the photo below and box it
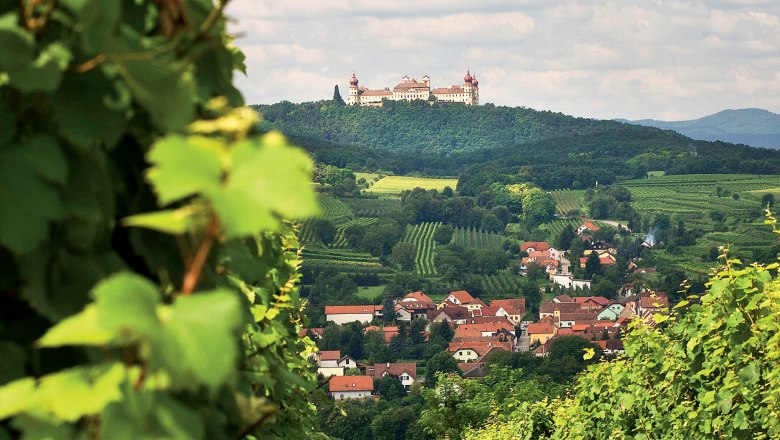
[347,70,480,106]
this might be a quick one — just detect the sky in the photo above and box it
[226,1,780,121]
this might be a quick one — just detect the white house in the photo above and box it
[325,305,382,325]
[551,274,592,290]
[329,376,373,400]
[366,362,417,391]
[316,350,345,377]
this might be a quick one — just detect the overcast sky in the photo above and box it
[226,1,780,121]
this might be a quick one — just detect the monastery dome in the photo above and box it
[464,70,473,83]
[472,77,479,86]
[349,72,358,86]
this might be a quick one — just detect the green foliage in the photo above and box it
[471,247,780,439]
[0,3,320,438]
[424,353,460,386]
[403,222,442,276]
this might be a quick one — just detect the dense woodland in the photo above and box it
[255,101,780,186]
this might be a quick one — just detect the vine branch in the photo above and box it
[182,214,219,295]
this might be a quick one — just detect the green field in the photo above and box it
[364,175,459,195]
[404,222,442,277]
[357,285,387,300]
[551,189,586,217]
[451,227,505,250]
[331,217,379,248]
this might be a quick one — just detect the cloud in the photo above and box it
[227,0,780,120]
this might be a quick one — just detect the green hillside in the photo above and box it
[254,102,780,185]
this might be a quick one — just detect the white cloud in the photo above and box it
[227,0,780,120]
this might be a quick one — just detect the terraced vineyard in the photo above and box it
[551,189,586,217]
[341,197,401,217]
[299,194,355,244]
[620,174,780,217]
[365,175,459,196]
[478,270,525,298]
[403,222,441,276]
[331,218,379,248]
[300,245,393,275]
[451,226,505,250]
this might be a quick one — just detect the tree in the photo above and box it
[310,218,337,244]
[584,252,603,279]
[434,224,455,245]
[555,223,576,250]
[376,376,406,401]
[371,406,418,440]
[470,249,509,275]
[425,352,459,386]
[762,193,775,208]
[522,188,556,227]
[333,85,346,105]
[480,213,504,233]
[390,242,417,270]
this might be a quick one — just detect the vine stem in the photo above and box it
[182,214,219,295]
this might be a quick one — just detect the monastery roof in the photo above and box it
[360,89,393,97]
[393,81,429,90]
[325,305,382,315]
[431,86,465,94]
[329,376,373,392]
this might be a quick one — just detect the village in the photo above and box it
[304,222,670,401]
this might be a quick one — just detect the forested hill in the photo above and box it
[253,101,780,186]
[619,108,780,149]
[253,100,624,154]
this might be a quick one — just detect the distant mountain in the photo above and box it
[617,108,780,149]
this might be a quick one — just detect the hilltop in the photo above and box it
[619,108,780,149]
[254,101,780,184]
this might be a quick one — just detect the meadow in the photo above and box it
[364,175,459,196]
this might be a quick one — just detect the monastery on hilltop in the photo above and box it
[347,69,480,106]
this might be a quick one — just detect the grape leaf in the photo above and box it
[146,135,224,205]
[152,289,243,391]
[0,138,66,254]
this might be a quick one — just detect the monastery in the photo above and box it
[347,69,480,106]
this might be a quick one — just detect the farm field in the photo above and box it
[357,285,387,300]
[551,189,586,217]
[451,227,505,250]
[403,222,442,277]
[620,174,780,217]
[364,175,458,196]
[341,197,401,217]
[300,245,393,275]
[478,270,525,298]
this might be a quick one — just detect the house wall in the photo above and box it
[318,367,344,377]
[529,332,555,345]
[320,360,339,368]
[597,309,619,321]
[332,390,370,400]
[452,349,479,362]
[327,313,374,325]
[338,358,357,369]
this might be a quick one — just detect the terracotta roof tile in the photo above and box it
[329,376,373,392]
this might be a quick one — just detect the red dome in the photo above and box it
[472,76,479,87]
[464,69,473,83]
[349,72,358,86]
